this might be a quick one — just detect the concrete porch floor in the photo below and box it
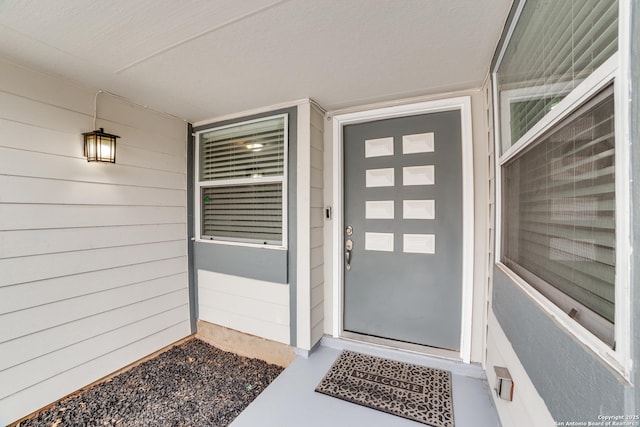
[231,338,501,427]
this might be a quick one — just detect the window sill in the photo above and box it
[194,238,287,251]
[495,262,630,382]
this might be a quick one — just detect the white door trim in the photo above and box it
[330,96,474,363]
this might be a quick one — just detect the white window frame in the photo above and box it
[492,0,632,379]
[499,80,578,153]
[194,114,289,250]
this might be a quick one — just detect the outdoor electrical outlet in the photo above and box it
[494,366,514,401]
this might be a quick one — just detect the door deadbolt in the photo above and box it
[346,225,353,236]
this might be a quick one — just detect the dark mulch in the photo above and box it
[18,339,283,427]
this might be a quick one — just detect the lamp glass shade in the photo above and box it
[83,128,118,163]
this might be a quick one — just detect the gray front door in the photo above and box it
[343,110,463,351]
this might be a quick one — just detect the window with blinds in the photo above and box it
[502,86,615,346]
[497,0,618,153]
[197,115,287,246]
[199,116,285,181]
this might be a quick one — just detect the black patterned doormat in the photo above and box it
[315,351,454,427]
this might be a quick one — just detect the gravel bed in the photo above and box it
[18,339,283,427]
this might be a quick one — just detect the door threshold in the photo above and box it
[339,331,461,361]
[321,335,486,379]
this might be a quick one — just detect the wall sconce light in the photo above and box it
[83,128,119,163]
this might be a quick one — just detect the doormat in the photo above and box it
[315,351,454,427]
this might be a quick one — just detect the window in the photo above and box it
[502,86,615,346]
[196,115,287,247]
[497,0,618,153]
[494,0,624,353]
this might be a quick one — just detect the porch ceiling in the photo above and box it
[0,0,511,122]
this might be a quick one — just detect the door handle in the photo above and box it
[345,239,353,271]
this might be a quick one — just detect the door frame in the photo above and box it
[330,96,475,363]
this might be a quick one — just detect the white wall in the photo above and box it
[309,104,326,347]
[296,101,325,351]
[0,57,190,425]
[197,270,290,344]
[322,90,490,364]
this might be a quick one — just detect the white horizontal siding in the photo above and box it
[0,175,185,206]
[310,227,324,248]
[0,241,185,287]
[1,223,185,258]
[295,102,326,350]
[0,146,185,189]
[0,204,185,230]
[1,321,188,427]
[197,270,290,344]
[309,105,325,347]
[1,274,187,343]
[0,257,185,314]
[0,302,189,400]
[0,118,185,173]
[1,288,187,371]
[0,58,190,425]
[295,103,313,350]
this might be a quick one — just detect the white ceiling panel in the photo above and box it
[0,0,511,122]
[0,0,283,71]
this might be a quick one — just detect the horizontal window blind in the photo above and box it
[197,114,287,246]
[201,183,283,244]
[503,86,615,345]
[497,0,618,151]
[199,116,285,181]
